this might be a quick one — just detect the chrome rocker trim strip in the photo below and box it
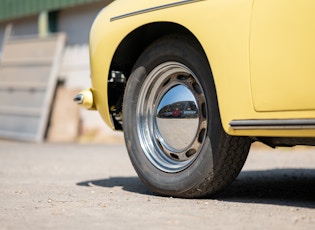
[111,0,205,22]
[230,119,315,130]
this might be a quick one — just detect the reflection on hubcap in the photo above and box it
[137,62,207,173]
[156,85,199,151]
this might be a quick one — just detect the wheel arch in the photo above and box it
[108,22,212,130]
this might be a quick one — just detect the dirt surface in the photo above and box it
[0,141,314,229]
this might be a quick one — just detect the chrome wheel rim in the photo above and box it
[136,62,207,173]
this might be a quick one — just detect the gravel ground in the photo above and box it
[0,141,314,229]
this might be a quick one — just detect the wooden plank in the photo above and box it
[0,130,37,142]
[0,82,47,89]
[0,90,46,107]
[1,58,53,66]
[0,31,66,142]
[0,106,41,115]
[0,65,51,82]
[4,36,62,60]
[0,114,40,137]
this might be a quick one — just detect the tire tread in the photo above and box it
[184,135,251,198]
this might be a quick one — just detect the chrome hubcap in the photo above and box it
[137,62,207,173]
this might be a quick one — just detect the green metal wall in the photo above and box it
[0,0,103,22]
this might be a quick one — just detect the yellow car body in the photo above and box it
[75,0,315,197]
[83,0,315,138]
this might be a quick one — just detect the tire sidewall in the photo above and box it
[123,38,222,196]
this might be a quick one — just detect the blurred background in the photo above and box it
[0,0,123,144]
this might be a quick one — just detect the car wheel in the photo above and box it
[123,36,251,198]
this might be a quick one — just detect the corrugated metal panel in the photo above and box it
[0,0,103,22]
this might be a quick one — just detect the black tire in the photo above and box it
[123,36,251,198]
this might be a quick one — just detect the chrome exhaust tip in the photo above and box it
[73,88,95,110]
[73,94,84,104]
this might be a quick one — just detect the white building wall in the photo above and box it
[58,1,109,46]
